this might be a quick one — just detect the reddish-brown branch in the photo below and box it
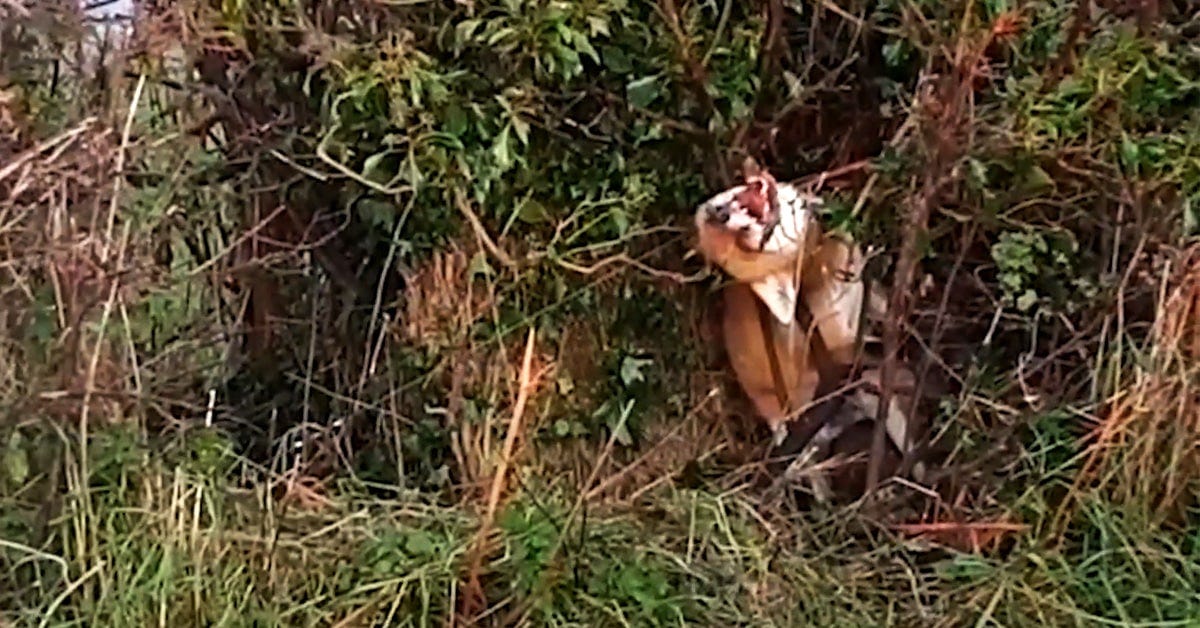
[457,328,539,622]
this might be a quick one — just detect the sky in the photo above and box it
[69,0,135,67]
[82,0,134,20]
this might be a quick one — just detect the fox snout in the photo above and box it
[705,202,731,224]
[700,196,759,233]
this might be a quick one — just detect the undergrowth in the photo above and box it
[2,0,1200,625]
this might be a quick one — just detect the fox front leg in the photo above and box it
[770,421,789,448]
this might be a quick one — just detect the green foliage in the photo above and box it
[991,228,1092,313]
[1055,502,1200,623]
[1,430,30,489]
[499,497,562,596]
[495,492,740,625]
[311,0,750,260]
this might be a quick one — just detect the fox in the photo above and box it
[694,162,873,365]
[694,159,924,497]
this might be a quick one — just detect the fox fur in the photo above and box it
[693,161,924,495]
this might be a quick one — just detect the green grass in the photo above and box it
[6,446,1199,626]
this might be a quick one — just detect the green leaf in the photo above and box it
[512,116,530,146]
[467,250,494,278]
[29,300,55,347]
[404,530,436,557]
[619,355,653,386]
[625,75,661,109]
[444,103,468,137]
[492,125,513,171]
[3,431,29,487]
[517,198,551,224]
[1185,195,1199,236]
[982,0,1010,19]
[357,198,397,231]
[1016,289,1038,311]
[454,18,481,46]
[602,46,632,74]
[1120,134,1140,171]
[882,39,910,69]
[605,399,636,446]
[362,151,392,184]
[427,132,465,151]
[586,15,610,38]
[966,157,989,189]
[487,26,517,46]
[574,34,599,64]
[610,207,629,235]
[936,556,995,582]
[782,70,804,100]
[1024,165,1054,190]
[632,120,664,146]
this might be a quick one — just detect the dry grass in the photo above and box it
[1063,244,1200,528]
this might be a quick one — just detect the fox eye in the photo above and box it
[737,226,759,247]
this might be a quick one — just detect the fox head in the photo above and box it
[694,160,822,326]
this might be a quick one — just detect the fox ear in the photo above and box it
[748,272,798,326]
[741,155,761,181]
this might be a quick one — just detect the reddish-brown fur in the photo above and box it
[697,163,930,497]
[719,281,818,436]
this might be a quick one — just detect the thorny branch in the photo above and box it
[657,0,732,188]
[866,170,936,496]
[865,6,1022,496]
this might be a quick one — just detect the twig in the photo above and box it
[852,117,916,218]
[359,194,416,395]
[555,253,707,283]
[657,0,728,185]
[0,0,31,18]
[658,0,716,118]
[316,132,412,195]
[75,83,146,571]
[459,327,538,620]
[866,150,939,495]
[897,221,977,478]
[759,0,785,83]
[583,388,720,501]
[812,0,867,29]
[185,204,289,277]
[502,378,639,627]
[37,560,106,628]
[892,518,1028,555]
[701,0,734,66]
[730,0,785,168]
[0,118,96,184]
[101,73,145,264]
[793,159,871,191]
[453,188,517,270]
[864,7,983,495]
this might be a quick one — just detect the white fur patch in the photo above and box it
[694,182,819,325]
[749,273,799,326]
[758,185,811,258]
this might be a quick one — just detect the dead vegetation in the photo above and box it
[1063,243,1200,529]
[2,0,1200,625]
